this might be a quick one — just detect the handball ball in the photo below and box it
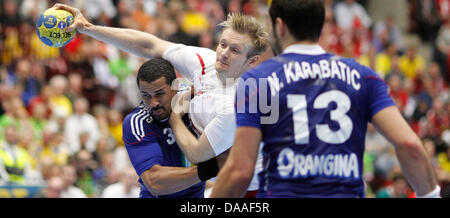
[36,8,76,48]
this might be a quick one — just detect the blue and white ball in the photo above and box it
[36,8,76,48]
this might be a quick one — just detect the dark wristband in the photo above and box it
[197,157,219,181]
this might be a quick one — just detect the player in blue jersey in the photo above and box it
[123,58,215,198]
[211,0,440,198]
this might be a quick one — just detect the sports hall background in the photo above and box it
[0,0,448,198]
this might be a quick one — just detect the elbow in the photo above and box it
[141,167,166,195]
[228,161,254,186]
[395,139,425,160]
[135,47,154,59]
[185,153,203,165]
[143,175,163,195]
[185,148,212,164]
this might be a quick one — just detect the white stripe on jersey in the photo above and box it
[130,109,147,141]
[139,114,150,138]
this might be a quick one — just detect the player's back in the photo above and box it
[238,45,394,197]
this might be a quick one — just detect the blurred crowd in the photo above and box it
[0,0,448,198]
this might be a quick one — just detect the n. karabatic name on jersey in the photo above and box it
[267,58,361,96]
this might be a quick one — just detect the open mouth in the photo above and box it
[151,107,165,116]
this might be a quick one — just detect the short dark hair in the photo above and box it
[137,58,176,87]
[269,0,325,42]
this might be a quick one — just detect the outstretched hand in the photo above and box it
[52,3,91,33]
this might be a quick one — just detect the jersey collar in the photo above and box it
[283,44,326,55]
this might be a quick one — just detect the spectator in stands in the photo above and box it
[60,164,87,198]
[14,59,41,106]
[107,109,123,147]
[132,0,156,31]
[434,20,450,82]
[101,167,139,198]
[0,124,33,185]
[45,176,64,198]
[387,73,410,112]
[376,173,413,198]
[38,129,69,166]
[66,73,84,103]
[374,43,399,79]
[334,0,371,31]
[30,101,48,143]
[108,50,133,84]
[64,97,100,155]
[399,45,425,80]
[79,0,117,23]
[73,149,98,197]
[48,75,72,118]
[373,14,405,54]
[410,0,441,42]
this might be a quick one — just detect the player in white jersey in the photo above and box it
[54,4,270,196]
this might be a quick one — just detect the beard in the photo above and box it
[150,106,169,121]
[271,33,283,56]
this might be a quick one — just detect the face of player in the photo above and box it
[215,28,254,78]
[139,77,176,121]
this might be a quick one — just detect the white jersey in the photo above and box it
[163,44,261,191]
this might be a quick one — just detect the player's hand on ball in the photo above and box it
[171,91,191,117]
[53,3,91,33]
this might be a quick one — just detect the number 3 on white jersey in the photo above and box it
[287,90,353,144]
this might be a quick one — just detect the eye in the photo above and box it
[220,42,226,48]
[141,93,151,99]
[155,92,165,97]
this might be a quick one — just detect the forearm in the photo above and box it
[169,114,213,163]
[372,107,439,196]
[395,138,438,196]
[143,165,200,196]
[210,127,262,198]
[210,160,253,198]
[80,24,170,58]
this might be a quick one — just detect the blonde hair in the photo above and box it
[218,13,269,58]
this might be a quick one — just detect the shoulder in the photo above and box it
[122,106,155,144]
[334,55,382,80]
[241,58,282,80]
[164,44,216,60]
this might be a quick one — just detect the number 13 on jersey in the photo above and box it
[287,90,353,145]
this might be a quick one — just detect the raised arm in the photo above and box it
[371,106,440,197]
[53,3,172,58]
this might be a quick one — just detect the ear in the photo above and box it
[247,55,260,67]
[275,17,285,38]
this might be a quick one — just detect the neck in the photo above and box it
[217,72,238,87]
[282,40,318,50]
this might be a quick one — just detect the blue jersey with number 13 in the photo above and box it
[235,46,395,197]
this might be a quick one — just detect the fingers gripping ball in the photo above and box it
[36,8,76,48]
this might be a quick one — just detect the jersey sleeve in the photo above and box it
[366,71,396,121]
[235,70,262,129]
[203,100,236,156]
[162,44,216,81]
[122,113,162,176]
